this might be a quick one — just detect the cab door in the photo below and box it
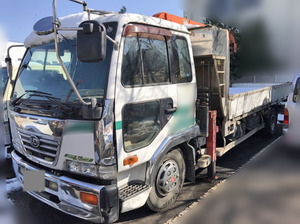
[114,24,178,172]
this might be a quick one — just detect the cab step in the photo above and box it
[119,183,150,201]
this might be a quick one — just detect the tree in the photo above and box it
[119,6,126,13]
[238,20,278,75]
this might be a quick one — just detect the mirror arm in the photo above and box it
[106,35,119,50]
[98,24,118,50]
[52,0,91,107]
[56,27,83,31]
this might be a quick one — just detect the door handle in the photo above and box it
[165,107,177,114]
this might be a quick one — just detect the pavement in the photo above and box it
[167,137,300,224]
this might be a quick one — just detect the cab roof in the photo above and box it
[25,12,188,48]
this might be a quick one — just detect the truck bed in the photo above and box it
[228,83,291,119]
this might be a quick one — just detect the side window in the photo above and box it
[123,101,160,152]
[170,36,192,83]
[121,37,143,86]
[121,34,170,87]
[293,78,300,103]
[140,37,169,84]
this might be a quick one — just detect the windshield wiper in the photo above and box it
[26,93,72,119]
[29,93,70,109]
[12,91,72,118]
[25,90,52,95]
[11,90,53,106]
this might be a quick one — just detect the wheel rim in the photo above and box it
[156,159,180,197]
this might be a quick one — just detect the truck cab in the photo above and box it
[9,2,290,223]
[9,11,201,223]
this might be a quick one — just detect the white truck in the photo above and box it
[283,75,300,146]
[9,1,291,223]
[2,42,25,155]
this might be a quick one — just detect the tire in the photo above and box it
[263,107,277,137]
[147,149,185,212]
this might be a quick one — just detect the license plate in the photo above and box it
[22,169,45,192]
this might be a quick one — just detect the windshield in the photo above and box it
[14,39,107,103]
[13,22,117,105]
[1,67,8,95]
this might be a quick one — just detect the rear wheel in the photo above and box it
[147,149,185,212]
[263,107,277,137]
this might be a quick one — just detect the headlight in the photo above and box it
[66,160,98,177]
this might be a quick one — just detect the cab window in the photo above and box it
[123,101,160,152]
[121,34,169,86]
[170,36,192,83]
[121,24,192,86]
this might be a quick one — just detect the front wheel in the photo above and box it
[147,149,185,212]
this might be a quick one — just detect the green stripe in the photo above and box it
[115,121,122,130]
[170,106,195,133]
[64,123,94,134]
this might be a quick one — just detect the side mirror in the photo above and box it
[77,21,107,62]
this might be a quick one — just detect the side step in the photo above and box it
[119,183,150,201]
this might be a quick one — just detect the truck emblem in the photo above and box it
[29,135,40,148]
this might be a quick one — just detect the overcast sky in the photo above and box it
[0,0,183,43]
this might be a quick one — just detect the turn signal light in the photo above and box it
[80,192,98,205]
[123,155,138,166]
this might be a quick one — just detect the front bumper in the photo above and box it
[11,150,118,223]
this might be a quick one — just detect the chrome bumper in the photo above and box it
[11,150,118,223]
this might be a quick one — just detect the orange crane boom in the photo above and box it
[153,12,206,26]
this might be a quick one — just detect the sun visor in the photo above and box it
[123,24,172,40]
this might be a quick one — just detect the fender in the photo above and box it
[147,125,200,186]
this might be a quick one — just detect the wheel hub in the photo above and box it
[156,160,180,196]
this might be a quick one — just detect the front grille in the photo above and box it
[18,128,61,165]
